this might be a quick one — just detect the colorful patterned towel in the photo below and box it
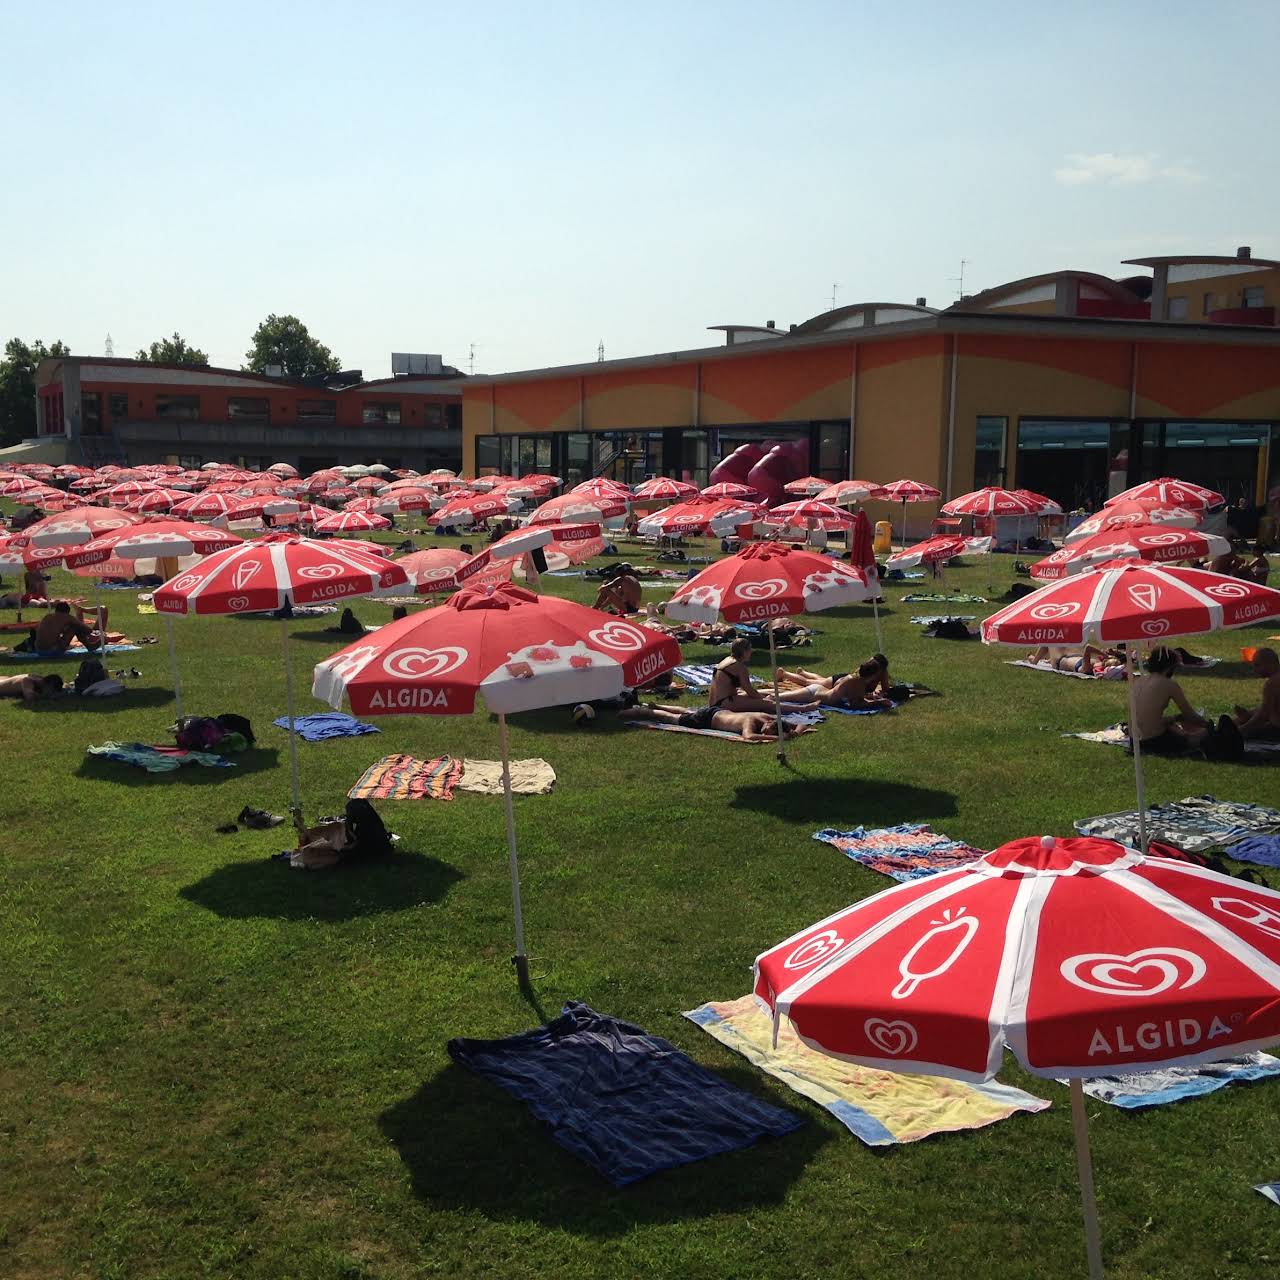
[1064,1053,1280,1109]
[347,754,463,800]
[685,996,1049,1146]
[2,643,140,659]
[86,742,234,772]
[902,592,988,603]
[1076,795,1280,854]
[672,663,717,689]
[814,822,986,881]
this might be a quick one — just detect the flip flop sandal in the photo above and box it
[215,823,238,834]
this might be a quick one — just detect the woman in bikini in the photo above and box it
[1026,644,1118,675]
[708,638,822,712]
[776,654,893,708]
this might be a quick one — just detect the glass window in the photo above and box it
[535,437,552,471]
[155,394,200,421]
[1203,292,1216,317]
[476,435,500,475]
[498,436,513,475]
[1017,419,1118,511]
[296,399,336,423]
[562,433,591,485]
[178,453,202,469]
[80,393,102,434]
[362,402,401,425]
[681,430,709,486]
[815,422,849,480]
[109,393,129,420]
[1166,296,1188,320]
[228,397,270,424]
[973,416,1007,488]
[1243,286,1266,308]
[425,405,443,427]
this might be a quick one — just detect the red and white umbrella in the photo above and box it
[942,486,1045,518]
[313,581,680,984]
[765,499,856,533]
[125,488,188,513]
[432,493,520,524]
[782,476,832,496]
[878,479,942,543]
[518,473,562,488]
[632,477,698,502]
[67,520,243,571]
[17,507,141,548]
[982,559,1280,846]
[214,497,303,525]
[1,475,57,499]
[1013,488,1063,515]
[369,487,435,514]
[170,491,242,521]
[636,497,764,538]
[1030,525,1233,580]
[886,534,968,570]
[498,522,605,572]
[100,480,163,506]
[313,510,392,534]
[1106,477,1224,510]
[395,547,515,594]
[701,481,761,502]
[571,477,632,502]
[754,833,1280,1279]
[267,462,299,477]
[667,543,873,758]
[815,479,886,506]
[529,493,627,525]
[1065,499,1200,544]
[353,476,386,492]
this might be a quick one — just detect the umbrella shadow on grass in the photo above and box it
[76,746,281,785]
[730,774,957,828]
[31,687,177,713]
[180,850,463,922]
[379,1061,827,1235]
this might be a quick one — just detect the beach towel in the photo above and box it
[1009,659,1126,681]
[1067,723,1280,757]
[672,663,718,689]
[685,995,1049,1145]
[902,592,988,604]
[347,754,463,800]
[85,742,234,772]
[814,822,986,881]
[1257,1183,1280,1207]
[1064,1053,1280,1110]
[1221,835,1280,868]
[448,1001,802,1187]
[1076,795,1280,853]
[909,615,977,626]
[456,758,557,796]
[273,712,380,742]
[2,643,140,659]
[136,601,157,614]
[625,721,814,743]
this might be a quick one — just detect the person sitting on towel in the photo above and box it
[33,601,102,654]
[0,672,64,705]
[710,638,821,712]
[774,659,893,709]
[592,564,642,615]
[1244,542,1271,585]
[617,701,805,742]
[22,565,50,602]
[1130,647,1209,754]
[1233,648,1280,741]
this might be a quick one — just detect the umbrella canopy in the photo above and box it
[67,520,243,570]
[395,547,515,594]
[353,476,386,492]
[17,507,141,548]
[1065,499,1200,544]
[1013,488,1063,515]
[1106,477,1224,510]
[1029,525,1233,580]
[125,488,189,513]
[886,534,968,569]
[154,534,409,615]
[433,493,520,524]
[631,477,698,502]
[701,481,761,502]
[529,493,627,525]
[981,559,1280,647]
[942,487,1045,517]
[570,477,632,502]
[878,479,941,502]
[815,480,885,506]
[267,463,299,477]
[313,510,392,534]
[782,476,832,496]
[766,499,856,531]
[636,497,764,537]
[1,475,58,499]
[367,488,435,514]
[170,491,243,521]
[100,480,163,505]
[499,521,605,570]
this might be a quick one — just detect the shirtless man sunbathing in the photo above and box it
[775,653,893,709]
[0,672,64,706]
[617,701,806,742]
[709,638,821,713]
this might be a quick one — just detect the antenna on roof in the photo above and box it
[830,283,839,312]
[950,259,970,301]
[597,340,605,362]
[104,333,114,357]
[468,343,476,376]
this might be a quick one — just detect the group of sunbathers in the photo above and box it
[618,638,894,740]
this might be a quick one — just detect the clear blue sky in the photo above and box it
[4,0,1276,377]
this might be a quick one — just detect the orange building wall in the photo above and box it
[1134,342,1280,419]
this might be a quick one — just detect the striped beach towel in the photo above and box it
[347,754,463,800]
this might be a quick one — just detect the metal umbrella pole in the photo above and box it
[1070,1078,1106,1280]
[768,623,787,765]
[498,712,531,988]
[164,615,185,720]
[1125,645,1148,850]
[280,617,304,829]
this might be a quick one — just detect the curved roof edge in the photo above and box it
[948,270,1143,311]
[791,302,938,334]
[1124,254,1280,269]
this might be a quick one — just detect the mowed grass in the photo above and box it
[2,524,1279,1280]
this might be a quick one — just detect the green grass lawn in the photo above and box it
[2,526,1279,1279]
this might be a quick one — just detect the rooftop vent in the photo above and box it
[1238,246,1252,260]
[766,320,776,329]
[915,296,927,307]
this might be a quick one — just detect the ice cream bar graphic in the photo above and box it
[1212,896,1280,941]
[891,908,979,1000]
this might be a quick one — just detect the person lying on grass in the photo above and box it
[775,653,893,709]
[0,672,64,706]
[1025,644,1124,676]
[1234,647,1280,741]
[710,638,822,713]
[617,701,809,742]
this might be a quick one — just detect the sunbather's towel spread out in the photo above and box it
[1075,795,1280,854]
[448,1001,802,1186]
[348,754,464,800]
[85,742,234,771]
[456,758,557,795]
[273,712,380,741]
[1223,835,1280,867]
[814,822,986,881]
[685,995,1049,1145]
[1067,723,1280,755]
[1058,1052,1280,1110]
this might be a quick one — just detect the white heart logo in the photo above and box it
[1137,532,1183,547]
[736,578,788,600]
[297,563,342,580]
[864,1018,919,1056]
[382,646,468,679]
[1140,618,1171,636]
[1205,582,1248,599]
[587,621,647,652]
[783,928,845,970]
[226,595,250,611]
[1029,602,1080,621]
[1060,947,1205,997]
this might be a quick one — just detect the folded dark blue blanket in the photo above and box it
[448,1001,802,1186]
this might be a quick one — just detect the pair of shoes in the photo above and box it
[215,823,238,834]
[237,806,285,830]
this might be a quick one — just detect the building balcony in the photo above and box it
[1207,306,1276,326]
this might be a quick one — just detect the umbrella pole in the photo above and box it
[872,591,884,654]
[280,618,303,827]
[499,712,531,988]
[164,615,184,720]
[1125,646,1148,850]
[899,500,907,547]
[1070,1078,1106,1280]
[768,624,786,765]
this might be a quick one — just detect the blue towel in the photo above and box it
[2,643,141,660]
[272,712,380,742]
[1257,1183,1280,1206]
[1224,835,1280,868]
[1071,1052,1280,1109]
[448,1001,802,1186]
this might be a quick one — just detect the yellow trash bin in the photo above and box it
[873,520,893,556]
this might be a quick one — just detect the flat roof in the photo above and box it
[1123,255,1280,269]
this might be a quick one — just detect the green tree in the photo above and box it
[135,332,209,367]
[0,337,69,446]
[244,314,341,379]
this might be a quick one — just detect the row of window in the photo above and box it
[1166,286,1268,319]
[90,394,447,426]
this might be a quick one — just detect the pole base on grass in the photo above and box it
[513,953,531,989]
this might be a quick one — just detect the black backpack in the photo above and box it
[74,658,108,694]
[344,799,393,858]
[927,618,972,640]
[215,713,255,745]
[1201,715,1245,763]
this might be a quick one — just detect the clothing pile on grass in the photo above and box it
[86,713,256,773]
